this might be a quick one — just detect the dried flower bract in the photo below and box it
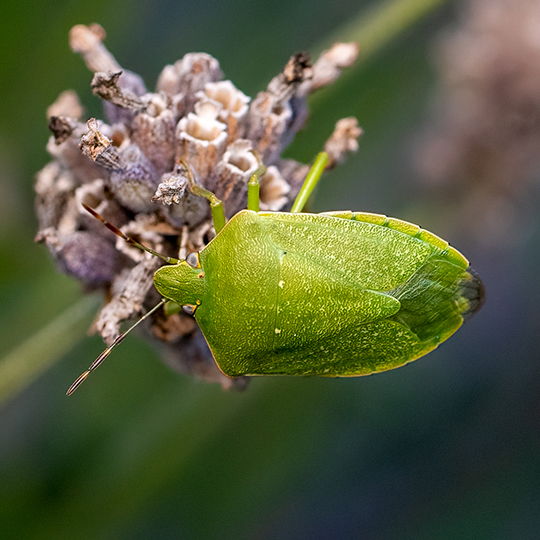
[35,25,360,388]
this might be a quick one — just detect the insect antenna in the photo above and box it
[66,299,167,396]
[82,203,180,264]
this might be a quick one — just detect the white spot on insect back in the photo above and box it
[278,280,285,288]
[275,328,281,334]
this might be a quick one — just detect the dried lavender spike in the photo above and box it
[36,25,360,388]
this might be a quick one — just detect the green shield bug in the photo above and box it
[67,152,484,394]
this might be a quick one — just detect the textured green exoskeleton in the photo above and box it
[68,152,483,394]
[153,154,484,378]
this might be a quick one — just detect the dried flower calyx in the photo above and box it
[35,24,361,388]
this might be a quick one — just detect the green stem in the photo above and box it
[315,0,448,58]
[291,152,329,212]
[0,295,100,405]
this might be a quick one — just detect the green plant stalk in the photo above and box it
[315,0,449,58]
[2,0,447,405]
[0,295,99,404]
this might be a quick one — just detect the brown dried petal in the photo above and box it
[48,116,76,145]
[91,71,147,111]
[79,118,119,167]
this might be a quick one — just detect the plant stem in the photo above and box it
[315,0,449,58]
[0,295,100,405]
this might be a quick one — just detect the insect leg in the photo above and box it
[247,166,266,212]
[191,185,226,233]
[178,159,226,233]
[291,152,329,212]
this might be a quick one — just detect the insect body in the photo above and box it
[155,209,483,377]
[68,153,484,393]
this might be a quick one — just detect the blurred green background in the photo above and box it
[1,0,539,538]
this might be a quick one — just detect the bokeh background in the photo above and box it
[1,0,539,538]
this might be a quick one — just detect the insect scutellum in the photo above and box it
[66,153,330,395]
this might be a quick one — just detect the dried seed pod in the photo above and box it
[207,139,259,216]
[79,119,159,213]
[176,99,228,182]
[131,94,176,174]
[199,80,250,142]
[36,228,120,286]
[259,166,290,211]
[91,71,147,112]
[35,162,77,230]
[157,52,223,111]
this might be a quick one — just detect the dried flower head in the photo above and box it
[35,24,360,388]
[416,0,540,246]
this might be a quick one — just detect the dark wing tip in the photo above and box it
[460,267,485,322]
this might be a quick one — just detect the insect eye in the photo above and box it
[183,305,197,315]
[186,252,200,268]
